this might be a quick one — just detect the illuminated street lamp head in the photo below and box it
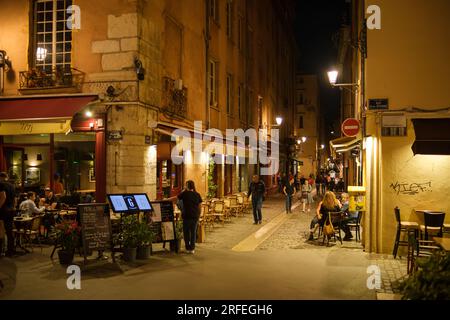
[36,47,47,62]
[321,144,325,149]
[297,139,301,145]
[301,136,307,143]
[275,116,283,126]
[327,70,338,85]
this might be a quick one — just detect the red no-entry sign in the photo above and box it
[341,118,360,137]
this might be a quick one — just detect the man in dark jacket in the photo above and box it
[177,180,202,254]
[248,175,266,224]
[0,172,16,257]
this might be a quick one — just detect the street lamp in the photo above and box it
[327,69,359,90]
[301,136,307,143]
[321,144,325,150]
[275,116,283,126]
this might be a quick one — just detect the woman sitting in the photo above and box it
[307,191,341,241]
[19,191,45,217]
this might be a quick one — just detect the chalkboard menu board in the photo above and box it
[78,203,112,254]
[149,201,176,243]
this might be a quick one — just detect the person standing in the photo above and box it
[301,179,312,212]
[248,175,266,224]
[315,175,322,197]
[283,175,296,213]
[177,180,202,254]
[0,172,16,257]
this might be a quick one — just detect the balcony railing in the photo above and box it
[19,67,85,93]
[161,77,187,119]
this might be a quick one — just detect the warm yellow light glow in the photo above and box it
[297,139,301,145]
[36,47,47,62]
[275,116,283,126]
[327,70,338,85]
[321,144,325,149]
[85,110,93,118]
[302,136,307,143]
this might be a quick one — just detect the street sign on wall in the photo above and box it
[341,118,360,137]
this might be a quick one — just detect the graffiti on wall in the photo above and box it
[389,181,432,196]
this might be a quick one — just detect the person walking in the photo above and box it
[283,175,296,213]
[315,175,322,197]
[248,175,266,224]
[0,172,16,257]
[300,179,312,212]
[177,180,202,254]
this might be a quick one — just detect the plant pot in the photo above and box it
[122,247,137,262]
[136,245,151,260]
[57,250,74,265]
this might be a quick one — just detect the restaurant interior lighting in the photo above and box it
[85,110,93,118]
[275,116,283,126]
[36,47,47,62]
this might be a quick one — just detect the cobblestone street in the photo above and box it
[199,194,408,298]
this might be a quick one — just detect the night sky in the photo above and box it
[295,0,348,138]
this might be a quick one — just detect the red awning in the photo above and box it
[0,94,98,121]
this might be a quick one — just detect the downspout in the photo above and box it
[205,0,210,130]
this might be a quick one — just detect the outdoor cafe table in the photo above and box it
[13,216,33,253]
[433,237,450,252]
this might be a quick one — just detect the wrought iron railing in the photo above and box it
[19,67,85,91]
[161,77,187,119]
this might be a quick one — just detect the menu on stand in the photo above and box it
[78,204,111,254]
[149,201,176,243]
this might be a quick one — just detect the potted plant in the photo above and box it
[207,158,217,199]
[398,251,450,300]
[121,215,139,262]
[55,220,81,265]
[136,221,154,260]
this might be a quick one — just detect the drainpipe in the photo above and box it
[205,0,210,130]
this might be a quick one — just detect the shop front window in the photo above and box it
[157,159,182,199]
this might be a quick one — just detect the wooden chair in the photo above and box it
[235,194,245,217]
[393,207,419,258]
[241,193,251,214]
[406,229,440,274]
[210,200,226,227]
[200,203,214,230]
[226,195,240,217]
[322,212,343,246]
[347,211,363,242]
[17,216,43,252]
[443,223,450,236]
[420,212,445,240]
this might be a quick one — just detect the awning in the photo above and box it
[412,118,450,155]
[330,136,361,157]
[0,94,98,135]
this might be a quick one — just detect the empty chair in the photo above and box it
[210,200,226,226]
[227,195,241,217]
[393,207,419,259]
[406,229,440,274]
[420,212,445,240]
[443,223,450,235]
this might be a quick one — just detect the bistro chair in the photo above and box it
[406,229,440,274]
[392,207,419,259]
[200,203,214,230]
[210,200,226,227]
[420,212,445,240]
[347,211,363,242]
[322,212,343,246]
[15,216,43,253]
[442,223,450,236]
[227,195,241,217]
[235,194,246,217]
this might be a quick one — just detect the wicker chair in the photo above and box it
[210,200,226,226]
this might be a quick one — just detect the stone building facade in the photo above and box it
[0,0,297,200]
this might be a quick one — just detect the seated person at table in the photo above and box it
[40,188,59,210]
[19,192,45,217]
[308,191,341,241]
[340,193,359,241]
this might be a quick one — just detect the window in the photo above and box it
[34,0,72,73]
[299,115,304,129]
[226,0,232,38]
[208,60,218,107]
[209,0,219,23]
[226,74,233,115]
